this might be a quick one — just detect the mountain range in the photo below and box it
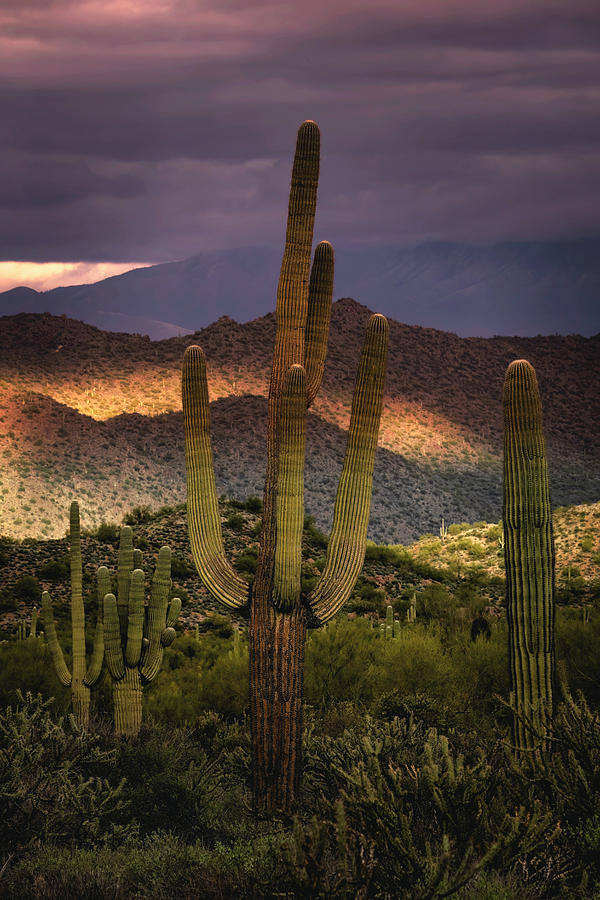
[0,300,598,544]
[1,240,599,340]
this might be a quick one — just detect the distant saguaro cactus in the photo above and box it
[503,359,555,753]
[182,121,388,813]
[103,528,181,737]
[42,501,104,728]
[16,606,38,641]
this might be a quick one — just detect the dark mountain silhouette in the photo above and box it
[1,240,599,339]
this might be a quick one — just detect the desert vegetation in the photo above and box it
[1,118,599,898]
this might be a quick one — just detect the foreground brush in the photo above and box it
[182,120,388,813]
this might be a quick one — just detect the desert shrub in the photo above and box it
[170,555,195,579]
[234,546,258,578]
[305,618,378,711]
[37,556,69,580]
[244,495,262,513]
[0,639,70,710]
[3,832,279,899]
[96,521,118,544]
[123,506,153,526]
[370,625,455,704]
[225,513,244,533]
[303,515,328,549]
[11,574,42,603]
[303,717,556,898]
[0,692,127,851]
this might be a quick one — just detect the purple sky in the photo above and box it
[1,0,600,279]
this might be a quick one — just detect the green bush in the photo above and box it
[96,521,118,544]
[225,513,244,533]
[0,693,127,851]
[38,556,69,580]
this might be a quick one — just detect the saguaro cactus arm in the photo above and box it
[103,593,125,681]
[182,346,250,610]
[273,365,307,611]
[162,597,181,648]
[83,567,108,687]
[41,591,72,686]
[117,526,134,641]
[140,547,180,681]
[304,241,334,406]
[306,313,389,625]
[125,569,145,668]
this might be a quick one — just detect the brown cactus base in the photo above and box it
[71,685,90,730]
[249,597,307,815]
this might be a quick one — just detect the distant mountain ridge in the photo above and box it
[0,302,598,543]
[2,240,599,339]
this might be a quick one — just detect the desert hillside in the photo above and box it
[0,301,598,542]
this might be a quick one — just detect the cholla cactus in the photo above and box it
[503,359,555,753]
[42,502,104,728]
[102,528,181,737]
[182,121,388,813]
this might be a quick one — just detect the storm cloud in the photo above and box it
[1,0,599,262]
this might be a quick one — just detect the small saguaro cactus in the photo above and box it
[383,604,401,639]
[102,527,181,737]
[406,592,417,624]
[16,606,39,641]
[42,502,104,728]
[503,359,555,753]
[182,120,388,813]
[439,517,448,543]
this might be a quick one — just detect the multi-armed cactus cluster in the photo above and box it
[503,359,555,753]
[42,501,104,728]
[42,502,179,735]
[16,606,39,641]
[103,527,181,736]
[182,120,388,813]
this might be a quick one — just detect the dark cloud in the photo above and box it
[0,0,599,262]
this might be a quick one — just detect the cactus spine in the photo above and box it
[182,121,388,813]
[103,529,181,736]
[42,501,104,728]
[503,360,555,753]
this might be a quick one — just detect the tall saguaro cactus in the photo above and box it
[42,501,104,728]
[103,529,181,736]
[503,359,555,753]
[182,121,388,813]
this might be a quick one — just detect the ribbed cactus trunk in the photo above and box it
[112,668,143,737]
[69,503,89,728]
[42,502,104,729]
[182,120,388,815]
[248,122,318,812]
[503,360,555,754]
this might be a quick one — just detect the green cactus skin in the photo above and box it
[41,502,104,729]
[103,543,180,737]
[182,121,388,813]
[503,359,555,753]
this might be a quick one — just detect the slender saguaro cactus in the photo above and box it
[103,531,181,737]
[182,121,388,813]
[503,359,555,753]
[41,501,104,728]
